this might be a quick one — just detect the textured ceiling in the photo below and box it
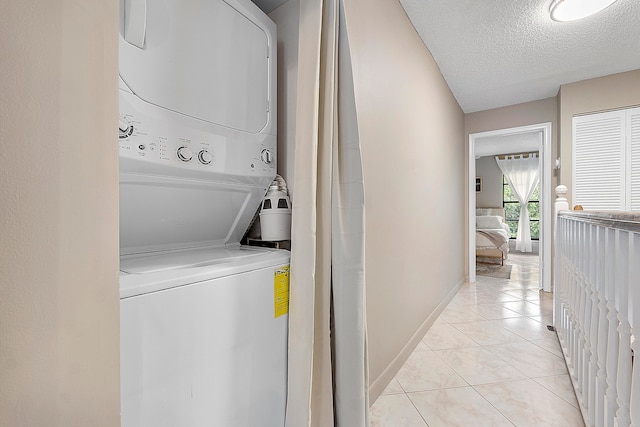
[398,0,640,113]
[253,0,640,113]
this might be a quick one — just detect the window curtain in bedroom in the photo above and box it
[495,154,540,252]
[285,0,369,426]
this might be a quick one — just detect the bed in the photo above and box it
[476,208,511,266]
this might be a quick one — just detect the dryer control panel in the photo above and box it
[118,113,227,170]
[119,91,276,178]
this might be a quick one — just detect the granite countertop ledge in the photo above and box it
[558,210,640,233]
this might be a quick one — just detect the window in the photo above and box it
[503,176,540,240]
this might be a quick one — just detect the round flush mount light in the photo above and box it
[550,0,619,21]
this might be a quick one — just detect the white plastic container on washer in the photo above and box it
[260,189,292,241]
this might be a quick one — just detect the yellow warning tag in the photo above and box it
[274,265,290,318]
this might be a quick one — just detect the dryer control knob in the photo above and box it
[261,149,273,164]
[198,150,213,165]
[177,146,193,162]
[119,119,133,139]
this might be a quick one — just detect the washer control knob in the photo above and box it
[177,146,193,162]
[198,150,213,165]
[261,149,273,164]
[119,119,133,139]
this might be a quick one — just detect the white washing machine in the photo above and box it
[117,0,287,426]
[120,247,289,427]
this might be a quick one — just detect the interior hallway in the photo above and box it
[370,253,585,426]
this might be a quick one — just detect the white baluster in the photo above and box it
[555,186,569,330]
[560,218,569,349]
[630,232,639,427]
[587,223,598,427]
[583,222,594,406]
[577,221,587,399]
[565,217,571,352]
[605,227,619,427]
[572,219,581,374]
[564,219,573,354]
[615,230,631,427]
[561,218,570,352]
[568,219,577,373]
[596,225,608,427]
[584,223,593,406]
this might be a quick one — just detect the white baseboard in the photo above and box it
[368,278,464,403]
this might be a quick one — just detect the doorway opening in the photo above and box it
[468,123,552,292]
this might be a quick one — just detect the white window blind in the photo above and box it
[573,107,640,212]
[629,107,640,211]
[573,110,625,210]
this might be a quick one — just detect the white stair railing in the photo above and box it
[554,185,639,427]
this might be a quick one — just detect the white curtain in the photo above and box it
[495,154,540,252]
[285,0,369,426]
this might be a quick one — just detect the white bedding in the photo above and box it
[476,215,504,230]
[476,228,510,250]
[476,213,511,258]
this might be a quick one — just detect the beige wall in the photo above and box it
[343,0,465,399]
[269,0,300,200]
[465,97,558,138]
[558,69,640,204]
[0,1,120,425]
[476,157,503,208]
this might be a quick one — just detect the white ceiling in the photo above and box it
[475,131,541,158]
[398,0,640,113]
[253,0,640,114]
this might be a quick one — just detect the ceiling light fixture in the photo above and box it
[549,0,619,21]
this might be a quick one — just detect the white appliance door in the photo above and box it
[119,173,264,255]
[120,262,289,427]
[119,0,271,134]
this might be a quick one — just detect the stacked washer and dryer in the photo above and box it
[118,0,289,426]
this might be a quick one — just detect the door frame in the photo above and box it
[468,122,553,292]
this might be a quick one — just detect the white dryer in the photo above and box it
[117,0,287,426]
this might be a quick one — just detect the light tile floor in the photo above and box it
[370,253,585,427]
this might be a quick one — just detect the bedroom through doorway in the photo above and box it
[468,123,552,292]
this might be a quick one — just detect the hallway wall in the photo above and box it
[0,1,120,425]
[343,0,465,399]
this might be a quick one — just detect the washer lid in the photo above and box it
[119,246,291,298]
[121,246,267,274]
[119,0,271,134]
[119,172,266,256]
